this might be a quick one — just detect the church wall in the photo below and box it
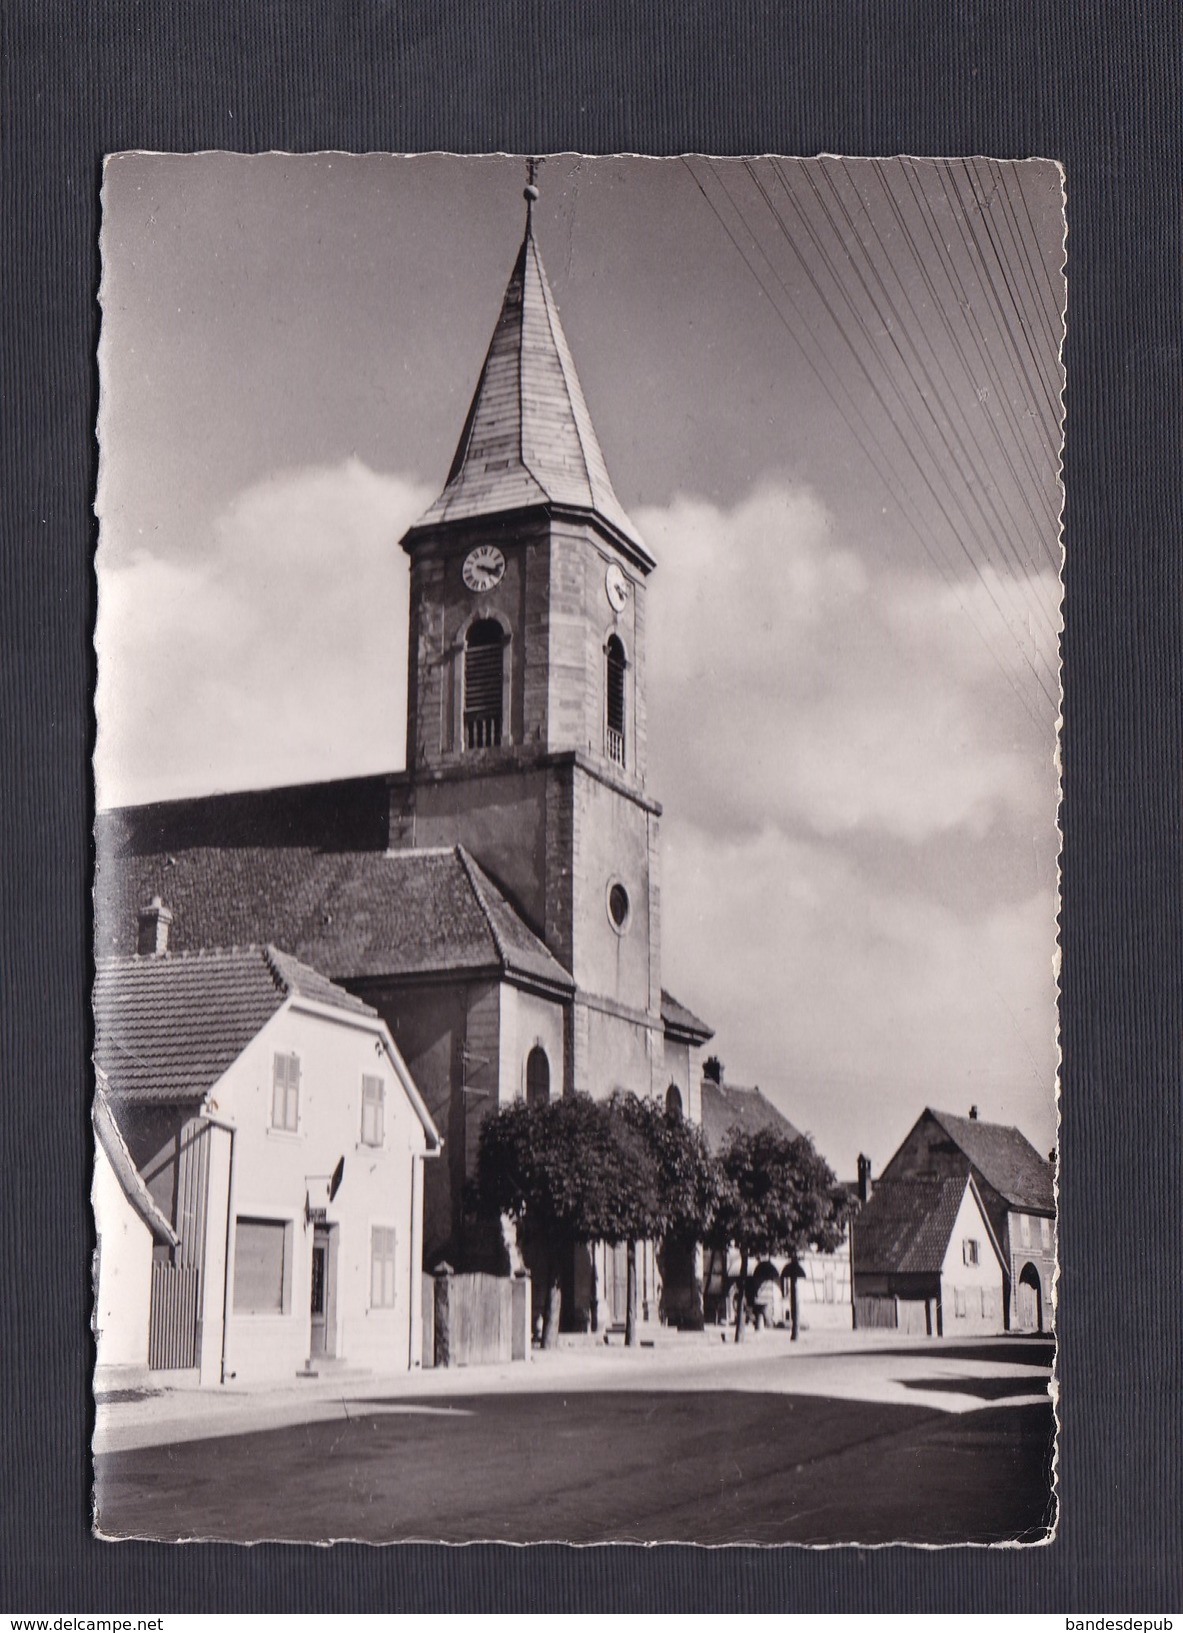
[662,1036,706,1126]
[406,515,553,773]
[498,985,567,1105]
[580,1000,660,1102]
[350,976,502,1269]
[568,767,658,1017]
[546,517,648,783]
[397,765,550,938]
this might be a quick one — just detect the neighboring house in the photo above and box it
[851,1174,1007,1336]
[94,944,440,1387]
[93,188,718,1336]
[92,1076,180,1383]
[699,1075,853,1330]
[879,1107,1056,1332]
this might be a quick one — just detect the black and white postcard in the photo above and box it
[91,153,1064,1545]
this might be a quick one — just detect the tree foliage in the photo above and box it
[710,1126,851,1340]
[473,1092,723,1347]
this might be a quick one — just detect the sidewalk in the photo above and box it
[93,1327,1053,1455]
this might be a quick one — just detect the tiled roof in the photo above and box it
[94,844,573,994]
[94,945,378,1104]
[661,988,714,1043]
[93,1084,179,1244]
[699,1079,801,1154]
[410,213,652,565]
[927,1109,1055,1214]
[851,1175,974,1275]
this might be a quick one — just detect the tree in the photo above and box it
[710,1127,851,1343]
[472,1094,642,1348]
[611,1092,721,1342]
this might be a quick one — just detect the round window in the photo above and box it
[607,881,631,932]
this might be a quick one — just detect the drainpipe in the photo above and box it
[199,1109,238,1386]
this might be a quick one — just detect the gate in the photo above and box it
[148,1262,199,1369]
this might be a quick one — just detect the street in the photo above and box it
[94,1333,1056,1545]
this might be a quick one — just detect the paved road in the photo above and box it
[94,1335,1056,1545]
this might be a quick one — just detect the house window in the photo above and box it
[963,1238,980,1267]
[605,635,626,765]
[1040,1216,1051,1250]
[954,1286,967,1317]
[1020,1213,1032,1247]
[526,1046,550,1107]
[361,1075,385,1147]
[665,1083,683,1118]
[233,1218,293,1314]
[271,1052,301,1132]
[371,1226,398,1309]
[982,1288,996,1318]
[464,618,504,748]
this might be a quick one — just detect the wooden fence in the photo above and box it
[431,1271,529,1367]
[148,1262,199,1369]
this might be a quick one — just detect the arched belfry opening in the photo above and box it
[464,618,505,749]
[606,635,627,766]
[665,1083,683,1118]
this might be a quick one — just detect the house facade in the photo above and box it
[879,1107,1055,1332]
[92,1082,179,1380]
[93,184,716,1335]
[94,944,440,1386]
[851,1173,1008,1336]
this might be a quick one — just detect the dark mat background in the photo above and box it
[1,0,1179,1612]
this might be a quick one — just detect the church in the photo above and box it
[94,179,716,1333]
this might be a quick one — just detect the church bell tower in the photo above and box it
[391,174,665,1103]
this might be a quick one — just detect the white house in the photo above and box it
[851,1173,1008,1336]
[93,938,441,1387]
[93,1076,179,1380]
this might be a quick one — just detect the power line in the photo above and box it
[817,158,1060,647]
[684,158,1057,727]
[760,158,1059,711]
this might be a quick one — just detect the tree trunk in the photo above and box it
[625,1239,638,1347]
[734,1247,749,1343]
[789,1258,800,1341]
[540,1253,562,1350]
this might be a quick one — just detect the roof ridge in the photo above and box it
[454,846,510,971]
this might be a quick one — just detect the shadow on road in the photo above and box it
[95,1387,1056,1546]
[885,1339,1055,1368]
[901,1374,1051,1401]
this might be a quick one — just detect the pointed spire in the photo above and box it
[409,165,652,566]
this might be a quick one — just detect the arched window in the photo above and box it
[605,635,626,765]
[665,1083,683,1118]
[526,1046,550,1107]
[464,619,504,749]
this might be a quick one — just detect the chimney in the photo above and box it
[857,1153,873,1204]
[137,896,173,956]
[969,1105,979,1120]
[703,1055,723,1085]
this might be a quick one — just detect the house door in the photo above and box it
[1015,1262,1042,1331]
[309,1225,334,1358]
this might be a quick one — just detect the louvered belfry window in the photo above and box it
[464,619,504,749]
[606,636,626,765]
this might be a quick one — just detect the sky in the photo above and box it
[95,152,1065,1177]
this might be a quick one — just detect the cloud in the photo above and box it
[661,820,1058,1176]
[640,483,1060,847]
[96,460,429,806]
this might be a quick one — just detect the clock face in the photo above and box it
[462,545,506,593]
[605,562,630,612]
